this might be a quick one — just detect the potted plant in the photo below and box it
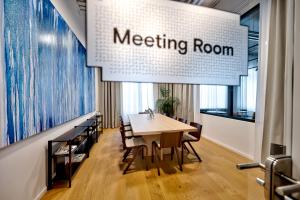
[156,87,180,117]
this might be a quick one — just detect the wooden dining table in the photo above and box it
[128,113,197,158]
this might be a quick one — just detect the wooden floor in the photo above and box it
[42,128,265,200]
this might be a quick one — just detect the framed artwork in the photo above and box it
[0,0,95,149]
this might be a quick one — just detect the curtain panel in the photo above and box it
[96,69,121,128]
[261,0,294,160]
[292,0,300,179]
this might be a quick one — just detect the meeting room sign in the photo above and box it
[87,0,248,85]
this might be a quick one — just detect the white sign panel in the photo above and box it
[87,0,248,85]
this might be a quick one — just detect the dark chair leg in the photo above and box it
[144,146,148,171]
[142,148,144,160]
[171,147,174,160]
[154,147,160,176]
[188,142,202,162]
[174,147,183,171]
[181,143,184,165]
[183,143,190,153]
[151,143,154,163]
[123,148,139,174]
[122,148,132,162]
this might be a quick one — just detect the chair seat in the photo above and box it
[124,126,132,131]
[125,137,146,148]
[182,133,198,142]
[125,131,133,138]
[124,122,131,126]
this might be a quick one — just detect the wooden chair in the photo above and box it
[119,118,133,150]
[120,121,132,133]
[181,122,203,164]
[178,118,187,124]
[120,115,131,127]
[152,131,183,176]
[120,125,133,141]
[120,130,148,174]
[120,115,132,132]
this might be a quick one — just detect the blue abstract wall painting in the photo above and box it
[0,0,95,149]
[0,0,7,148]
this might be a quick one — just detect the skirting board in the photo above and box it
[202,135,254,161]
[34,186,47,200]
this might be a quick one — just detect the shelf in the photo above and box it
[54,145,77,156]
[76,119,96,128]
[53,126,88,142]
[48,113,102,189]
[71,153,86,163]
[88,116,100,121]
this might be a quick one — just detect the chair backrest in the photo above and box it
[119,126,125,138]
[178,118,187,124]
[120,115,129,127]
[160,131,183,148]
[119,116,124,125]
[119,126,127,147]
[120,120,125,127]
[188,122,203,140]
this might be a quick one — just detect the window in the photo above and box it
[121,82,154,116]
[200,5,259,122]
[233,4,259,119]
[237,68,257,112]
[199,85,228,112]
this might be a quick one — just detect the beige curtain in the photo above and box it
[153,83,195,123]
[96,69,121,128]
[292,0,300,180]
[261,0,294,160]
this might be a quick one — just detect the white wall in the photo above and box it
[0,1,95,200]
[195,113,256,160]
[0,113,95,200]
[292,0,300,180]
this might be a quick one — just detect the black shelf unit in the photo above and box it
[47,114,102,189]
[88,114,103,138]
[75,119,98,151]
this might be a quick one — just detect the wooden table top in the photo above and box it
[128,113,197,136]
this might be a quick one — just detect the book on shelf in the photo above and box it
[54,145,77,155]
[72,154,86,163]
[64,153,86,164]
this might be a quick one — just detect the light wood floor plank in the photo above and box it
[42,128,265,200]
